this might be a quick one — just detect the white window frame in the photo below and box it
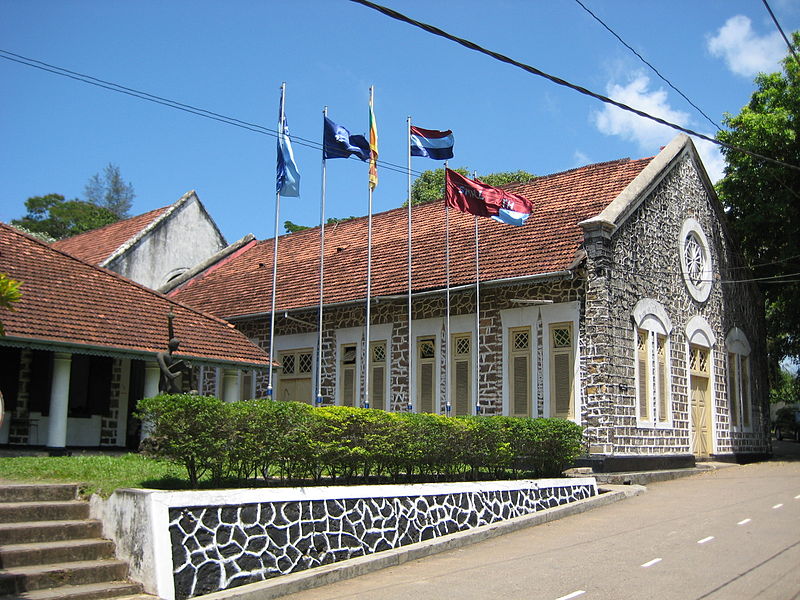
[540,301,580,423]
[500,306,540,417]
[725,327,753,433]
[273,332,318,404]
[685,315,718,455]
[334,324,391,409]
[409,317,442,414]
[632,299,673,427]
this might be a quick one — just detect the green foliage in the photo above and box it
[769,368,800,405]
[138,395,584,487]
[284,216,359,234]
[716,33,800,367]
[84,163,135,218]
[408,167,536,206]
[0,273,22,336]
[12,194,120,240]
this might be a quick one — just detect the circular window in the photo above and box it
[679,218,712,302]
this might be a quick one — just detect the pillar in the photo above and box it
[47,352,71,452]
[221,368,241,403]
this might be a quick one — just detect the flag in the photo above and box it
[323,117,370,160]
[410,126,454,160]
[445,168,534,226]
[369,94,378,190]
[276,113,300,197]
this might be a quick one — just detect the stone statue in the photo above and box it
[157,311,185,394]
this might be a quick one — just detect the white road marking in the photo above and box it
[772,503,784,509]
[737,518,751,525]
[697,536,714,544]
[795,494,800,500]
[555,591,586,600]
[641,558,662,568]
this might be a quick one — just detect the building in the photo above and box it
[51,190,250,292]
[170,135,769,468]
[0,223,271,451]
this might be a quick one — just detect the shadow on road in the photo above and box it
[770,438,800,461]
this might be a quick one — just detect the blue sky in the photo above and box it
[2,0,798,243]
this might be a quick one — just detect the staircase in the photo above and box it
[0,483,155,600]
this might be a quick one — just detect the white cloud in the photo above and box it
[707,15,785,77]
[592,74,724,182]
[573,150,590,167]
[593,74,690,150]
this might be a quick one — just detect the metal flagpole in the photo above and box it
[316,106,328,407]
[407,116,413,412]
[364,85,376,409]
[472,170,481,414]
[444,161,451,416]
[267,82,285,398]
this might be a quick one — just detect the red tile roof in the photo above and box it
[51,205,170,265]
[0,224,271,367]
[171,157,652,319]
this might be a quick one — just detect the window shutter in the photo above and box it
[657,334,668,422]
[454,358,470,416]
[728,352,739,428]
[513,355,529,416]
[342,367,355,407]
[371,365,385,410]
[637,329,650,420]
[741,357,750,428]
[419,362,434,413]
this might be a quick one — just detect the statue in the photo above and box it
[157,311,186,393]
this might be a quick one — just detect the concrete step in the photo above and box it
[0,500,90,523]
[0,580,147,600]
[0,484,78,503]
[0,520,102,545]
[0,538,115,568]
[0,559,130,595]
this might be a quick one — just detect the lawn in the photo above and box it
[0,453,189,497]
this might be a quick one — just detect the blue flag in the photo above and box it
[277,114,300,197]
[323,116,370,160]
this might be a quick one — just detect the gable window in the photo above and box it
[726,328,752,431]
[679,218,713,303]
[550,323,574,419]
[632,299,673,426]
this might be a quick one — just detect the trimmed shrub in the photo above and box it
[137,395,584,487]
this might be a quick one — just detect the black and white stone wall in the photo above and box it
[167,480,596,599]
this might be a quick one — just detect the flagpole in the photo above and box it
[267,82,285,398]
[364,85,377,409]
[316,106,328,407]
[444,161,451,416]
[474,214,481,415]
[407,116,413,412]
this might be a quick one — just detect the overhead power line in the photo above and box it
[0,49,425,180]
[350,0,800,174]
[573,0,721,131]
[762,0,800,67]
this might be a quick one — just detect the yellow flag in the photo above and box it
[369,92,378,190]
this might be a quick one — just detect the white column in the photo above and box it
[221,368,241,403]
[144,362,160,398]
[47,352,71,450]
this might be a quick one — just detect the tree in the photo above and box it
[84,163,135,218]
[283,216,358,234]
[12,194,119,240]
[0,273,22,336]
[408,167,536,206]
[715,31,800,370]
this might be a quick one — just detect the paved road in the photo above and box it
[282,447,800,600]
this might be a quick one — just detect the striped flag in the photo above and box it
[410,126,454,160]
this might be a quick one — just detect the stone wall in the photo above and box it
[582,151,768,457]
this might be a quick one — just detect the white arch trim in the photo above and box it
[725,327,751,356]
[686,315,716,347]
[632,298,673,334]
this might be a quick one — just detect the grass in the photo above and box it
[0,453,189,497]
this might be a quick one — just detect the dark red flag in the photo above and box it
[445,169,534,226]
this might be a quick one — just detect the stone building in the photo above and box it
[170,134,768,468]
[0,224,271,451]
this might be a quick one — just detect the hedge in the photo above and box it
[137,394,584,487]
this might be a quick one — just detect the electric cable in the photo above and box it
[762,0,800,67]
[573,0,721,131]
[350,0,800,174]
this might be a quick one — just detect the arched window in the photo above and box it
[632,299,673,425]
[726,328,752,430]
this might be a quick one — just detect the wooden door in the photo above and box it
[689,345,712,456]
